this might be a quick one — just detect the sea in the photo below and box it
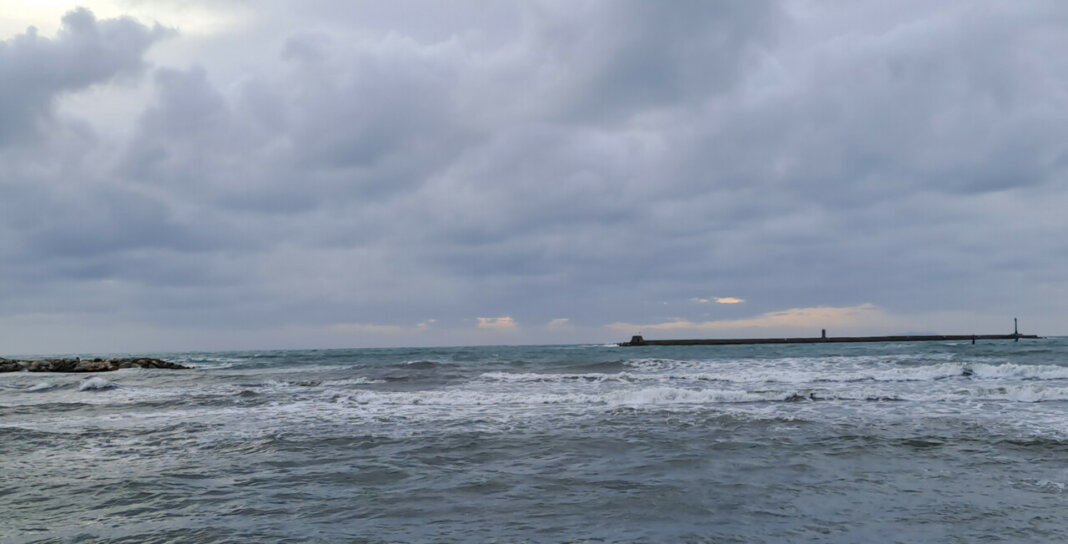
[2,338,1067,543]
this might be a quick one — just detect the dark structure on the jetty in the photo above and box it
[620,318,1040,346]
[0,357,190,373]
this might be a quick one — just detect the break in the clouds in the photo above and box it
[0,7,170,146]
[692,297,745,305]
[1,1,1066,353]
[610,303,892,335]
[477,317,518,331]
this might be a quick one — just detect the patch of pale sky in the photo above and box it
[0,1,242,38]
[691,297,746,304]
[7,1,243,142]
[547,318,572,331]
[606,304,1017,338]
[477,316,518,331]
[612,304,894,332]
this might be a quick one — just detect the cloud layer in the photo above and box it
[1,1,1065,353]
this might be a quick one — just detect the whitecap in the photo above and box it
[321,377,384,386]
[603,386,768,406]
[476,371,637,384]
[971,363,1068,381]
[26,382,55,392]
[79,377,116,391]
[948,384,1068,403]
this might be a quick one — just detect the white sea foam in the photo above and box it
[602,386,769,406]
[79,377,116,391]
[476,371,639,384]
[1030,479,1067,494]
[321,377,385,386]
[26,382,55,392]
[970,363,1068,380]
[337,385,799,411]
[621,356,1068,386]
[960,385,1068,403]
[8,346,1064,440]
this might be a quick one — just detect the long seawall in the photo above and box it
[619,333,1041,347]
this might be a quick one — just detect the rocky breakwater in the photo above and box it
[0,357,191,373]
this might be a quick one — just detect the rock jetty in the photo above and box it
[0,357,190,373]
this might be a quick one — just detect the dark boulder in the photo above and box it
[0,357,191,373]
[75,360,113,372]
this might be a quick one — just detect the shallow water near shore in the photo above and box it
[2,339,1067,542]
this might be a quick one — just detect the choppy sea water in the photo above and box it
[2,339,1067,543]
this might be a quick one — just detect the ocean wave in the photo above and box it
[620,357,1068,385]
[956,385,1068,403]
[969,363,1068,381]
[476,371,638,384]
[1023,480,1067,494]
[320,377,386,386]
[402,360,456,369]
[602,386,770,405]
[79,377,117,392]
[338,386,845,409]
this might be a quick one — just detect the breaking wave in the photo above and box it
[79,377,117,392]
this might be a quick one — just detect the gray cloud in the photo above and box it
[3,2,1068,352]
[0,7,170,146]
[527,0,783,121]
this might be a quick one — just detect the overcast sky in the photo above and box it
[2,1,1067,354]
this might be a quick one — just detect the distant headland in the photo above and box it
[0,357,190,373]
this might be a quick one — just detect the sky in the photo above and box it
[2,1,1067,354]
